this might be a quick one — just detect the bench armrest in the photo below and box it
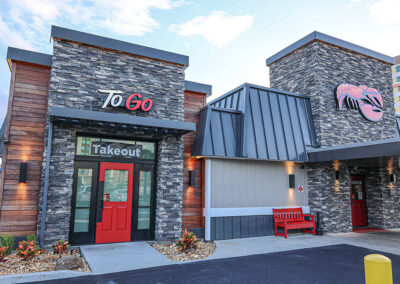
[304,214,316,221]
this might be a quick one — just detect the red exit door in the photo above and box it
[96,162,134,244]
[350,176,368,227]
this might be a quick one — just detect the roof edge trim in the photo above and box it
[51,25,189,66]
[6,47,52,69]
[266,31,394,66]
[184,80,212,97]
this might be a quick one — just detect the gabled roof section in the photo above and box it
[266,31,394,66]
[193,83,317,162]
[6,47,52,71]
[51,26,189,66]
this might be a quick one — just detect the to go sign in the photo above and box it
[99,89,153,112]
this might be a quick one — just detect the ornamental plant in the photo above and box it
[0,246,8,262]
[0,234,15,255]
[16,240,44,261]
[176,229,199,253]
[52,238,69,256]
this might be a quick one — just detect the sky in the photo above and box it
[0,0,400,122]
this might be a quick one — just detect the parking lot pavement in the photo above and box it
[30,244,400,284]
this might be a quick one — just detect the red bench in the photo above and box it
[273,208,316,239]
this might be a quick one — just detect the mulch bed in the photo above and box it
[151,241,216,262]
[0,249,90,275]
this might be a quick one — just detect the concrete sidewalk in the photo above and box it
[80,241,173,274]
[1,230,400,283]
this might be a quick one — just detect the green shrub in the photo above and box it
[0,234,15,255]
[27,234,37,243]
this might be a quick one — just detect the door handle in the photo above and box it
[97,181,105,222]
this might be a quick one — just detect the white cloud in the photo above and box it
[369,0,400,24]
[171,11,254,47]
[0,0,184,51]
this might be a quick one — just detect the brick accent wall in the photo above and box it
[38,39,186,245]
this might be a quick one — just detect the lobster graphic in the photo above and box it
[336,83,383,122]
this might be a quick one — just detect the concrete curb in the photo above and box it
[0,270,90,284]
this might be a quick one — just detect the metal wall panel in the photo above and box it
[194,83,317,161]
[210,159,308,208]
[210,215,274,240]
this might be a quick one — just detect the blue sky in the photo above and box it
[0,0,399,122]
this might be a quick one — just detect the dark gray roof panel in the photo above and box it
[51,26,189,66]
[397,116,400,135]
[266,31,394,65]
[7,47,52,67]
[49,106,195,132]
[184,80,212,97]
[192,107,242,157]
[308,138,400,162]
[193,83,317,162]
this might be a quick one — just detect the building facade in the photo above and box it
[392,55,400,115]
[0,26,210,247]
[0,28,399,245]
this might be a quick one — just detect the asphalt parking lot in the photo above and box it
[31,244,400,284]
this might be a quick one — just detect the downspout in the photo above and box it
[40,119,53,248]
[204,159,212,240]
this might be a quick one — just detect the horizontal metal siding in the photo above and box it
[210,159,308,208]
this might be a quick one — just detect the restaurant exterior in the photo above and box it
[0,27,399,246]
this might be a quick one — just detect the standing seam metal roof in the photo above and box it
[192,83,317,162]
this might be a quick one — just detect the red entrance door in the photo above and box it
[350,176,367,227]
[96,162,134,243]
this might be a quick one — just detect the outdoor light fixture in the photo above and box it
[289,174,295,188]
[19,162,27,183]
[189,170,195,187]
[335,171,340,180]
[389,173,396,183]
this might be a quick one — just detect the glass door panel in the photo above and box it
[69,162,98,245]
[132,164,155,241]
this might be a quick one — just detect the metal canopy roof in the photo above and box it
[307,137,400,162]
[266,31,394,66]
[51,26,189,66]
[192,83,317,162]
[50,106,195,136]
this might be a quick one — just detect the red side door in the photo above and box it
[96,162,134,243]
[350,176,368,227]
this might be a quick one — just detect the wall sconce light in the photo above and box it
[19,162,27,183]
[389,173,396,183]
[189,170,195,187]
[289,174,295,189]
[335,171,340,180]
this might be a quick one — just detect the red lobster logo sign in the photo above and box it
[336,83,383,122]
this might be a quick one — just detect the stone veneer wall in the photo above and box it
[307,162,352,233]
[269,41,397,147]
[37,39,186,246]
[269,40,398,232]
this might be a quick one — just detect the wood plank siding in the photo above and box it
[0,61,49,236]
[183,90,206,229]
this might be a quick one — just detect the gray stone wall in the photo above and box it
[270,39,399,233]
[38,39,186,246]
[269,41,397,147]
[307,162,352,233]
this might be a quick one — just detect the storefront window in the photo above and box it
[137,170,152,229]
[76,136,155,160]
[74,168,93,233]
